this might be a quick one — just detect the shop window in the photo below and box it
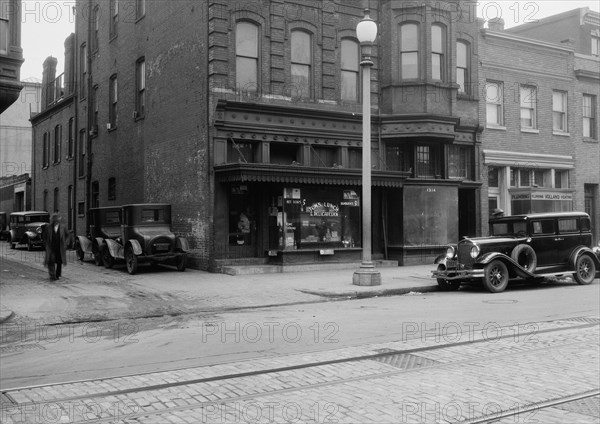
[341,38,359,102]
[229,185,255,246]
[236,21,259,93]
[416,145,441,178]
[400,22,419,80]
[227,139,254,163]
[448,145,472,180]
[431,24,445,81]
[456,41,470,94]
[583,94,596,139]
[311,146,337,168]
[486,81,503,126]
[520,85,537,129]
[291,30,312,99]
[488,167,499,188]
[385,145,410,172]
[270,143,299,165]
[552,91,568,132]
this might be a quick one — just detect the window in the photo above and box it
[431,24,445,81]
[592,33,599,56]
[485,81,503,126]
[43,190,48,211]
[583,94,596,139]
[228,140,255,163]
[311,146,337,168]
[0,5,8,55]
[236,22,259,93]
[400,23,419,79]
[456,41,469,94]
[92,85,99,130]
[68,185,74,230]
[341,38,359,102]
[42,132,49,168]
[448,145,473,180]
[108,177,116,201]
[558,219,578,233]
[110,0,118,38]
[488,167,499,188]
[270,143,299,165]
[109,74,117,128]
[416,145,442,178]
[53,125,62,164]
[555,170,569,189]
[91,5,99,52]
[91,181,99,208]
[520,85,536,129]
[518,169,531,187]
[53,188,59,213]
[80,43,87,98]
[136,58,146,118]
[386,145,410,172]
[552,91,568,132]
[78,201,85,217]
[78,129,86,177]
[291,30,312,99]
[532,220,555,235]
[136,0,145,19]
[67,118,74,159]
[348,149,362,169]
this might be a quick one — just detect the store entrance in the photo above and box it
[459,188,478,238]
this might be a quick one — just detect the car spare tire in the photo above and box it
[511,244,537,273]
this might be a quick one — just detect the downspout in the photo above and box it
[85,0,93,231]
[73,5,79,237]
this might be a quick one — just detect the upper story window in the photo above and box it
[385,144,411,172]
[78,129,86,177]
[91,5,100,52]
[291,30,312,99]
[236,21,259,93]
[80,43,87,98]
[67,117,74,159]
[53,124,62,164]
[341,38,359,102]
[431,24,445,81]
[110,0,118,38]
[136,0,145,20]
[456,41,469,94]
[592,32,599,56]
[228,139,255,163]
[136,58,146,118]
[92,85,99,130]
[416,145,442,178]
[552,90,568,132]
[91,181,99,208]
[0,5,9,54]
[108,177,116,201]
[109,74,117,128]
[520,85,537,129]
[53,188,59,213]
[485,81,503,126]
[42,132,49,168]
[448,145,473,180]
[583,94,596,139]
[400,23,419,79]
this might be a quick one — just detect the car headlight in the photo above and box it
[36,226,43,234]
[470,244,480,259]
[445,246,455,259]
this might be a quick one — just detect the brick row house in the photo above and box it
[30,1,599,272]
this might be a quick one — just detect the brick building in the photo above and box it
[0,0,24,113]
[480,11,600,243]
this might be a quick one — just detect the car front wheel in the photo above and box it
[573,254,596,285]
[102,245,115,269]
[125,247,138,275]
[483,260,509,293]
[436,264,460,291]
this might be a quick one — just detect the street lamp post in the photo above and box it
[353,9,381,286]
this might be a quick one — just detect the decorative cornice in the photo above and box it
[483,149,574,169]
[481,29,574,53]
[575,69,600,81]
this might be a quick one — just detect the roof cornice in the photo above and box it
[481,29,574,54]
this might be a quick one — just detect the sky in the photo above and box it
[18,0,600,81]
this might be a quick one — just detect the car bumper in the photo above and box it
[432,269,484,280]
[140,252,186,261]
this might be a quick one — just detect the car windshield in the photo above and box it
[24,215,49,223]
[491,221,527,236]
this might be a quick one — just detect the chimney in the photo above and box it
[488,18,505,31]
[64,34,75,96]
[41,56,58,111]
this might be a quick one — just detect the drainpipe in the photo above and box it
[85,0,93,231]
[73,5,79,237]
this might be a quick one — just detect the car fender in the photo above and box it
[24,230,38,240]
[175,237,189,252]
[77,236,93,254]
[105,238,124,259]
[433,254,448,265]
[476,252,535,279]
[569,246,600,269]
[127,239,143,256]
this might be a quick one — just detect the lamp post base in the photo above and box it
[353,265,381,286]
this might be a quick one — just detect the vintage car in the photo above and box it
[98,203,189,274]
[432,212,599,293]
[7,211,50,250]
[75,206,122,266]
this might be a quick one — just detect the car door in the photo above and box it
[528,219,558,266]
[556,217,585,265]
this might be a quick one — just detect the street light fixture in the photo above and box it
[353,9,381,286]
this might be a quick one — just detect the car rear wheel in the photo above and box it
[511,244,537,273]
[102,245,115,269]
[175,254,187,272]
[483,260,509,293]
[573,254,596,285]
[436,264,460,291]
[125,247,138,275]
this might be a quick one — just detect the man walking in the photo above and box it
[44,213,69,280]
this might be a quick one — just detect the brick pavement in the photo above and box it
[1,318,598,423]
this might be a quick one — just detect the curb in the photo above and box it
[299,284,440,299]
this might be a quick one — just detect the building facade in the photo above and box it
[0,0,23,113]
[30,1,599,272]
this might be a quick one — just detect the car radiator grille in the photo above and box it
[457,242,475,268]
[151,237,172,254]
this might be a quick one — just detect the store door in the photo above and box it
[459,188,478,238]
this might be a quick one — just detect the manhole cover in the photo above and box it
[372,352,439,369]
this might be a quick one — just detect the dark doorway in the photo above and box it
[458,188,478,239]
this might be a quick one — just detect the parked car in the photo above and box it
[432,212,599,293]
[0,212,8,240]
[7,211,50,250]
[75,206,122,266]
[87,203,189,274]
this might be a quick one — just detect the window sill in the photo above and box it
[108,126,117,133]
[521,128,539,134]
[134,116,145,122]
[486,125,506,131]
[552,131,570,137]
[583,137,598,143]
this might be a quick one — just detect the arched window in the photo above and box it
[400,23,419,79]
[456,41,469,94]
[291,30,312,98]
[341,38,359,102]
[236,21,259,93]
[431,24,445,81]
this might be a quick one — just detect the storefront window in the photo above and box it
[229,185,256,245]
[280,187,360,250]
